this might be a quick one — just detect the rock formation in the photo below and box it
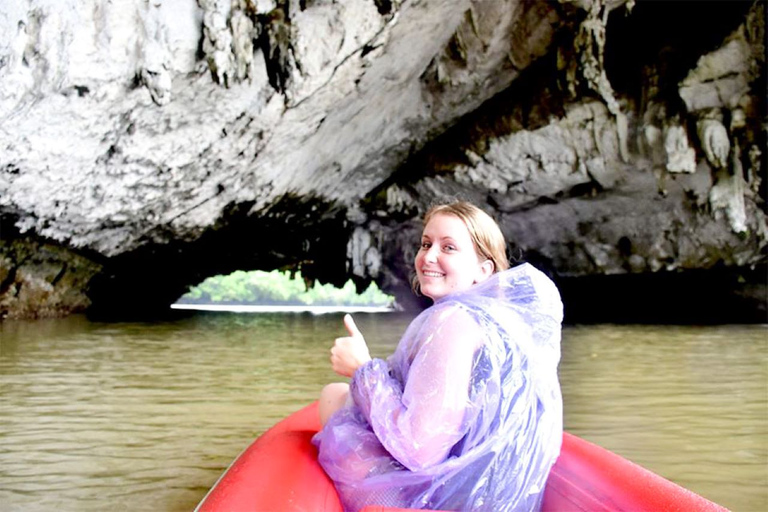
[0,0,765,322]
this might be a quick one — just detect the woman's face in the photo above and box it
[414,213,493,301]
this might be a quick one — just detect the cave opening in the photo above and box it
[85,196,363,321]
[172,268,394,311]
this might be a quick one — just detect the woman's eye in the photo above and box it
[443,245,456,252]
[421,242,431,249]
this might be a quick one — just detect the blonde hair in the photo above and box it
[412,201,509,294]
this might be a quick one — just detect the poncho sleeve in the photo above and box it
[350,304,482,471]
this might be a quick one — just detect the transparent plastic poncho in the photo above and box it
[313,263,563,512]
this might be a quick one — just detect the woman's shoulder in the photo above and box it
[424,301,487,341]
[400,301,475,340]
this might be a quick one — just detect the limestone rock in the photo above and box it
[0,234,101,319]
[0,0,765,321]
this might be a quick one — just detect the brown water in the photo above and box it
[0,313,766,511]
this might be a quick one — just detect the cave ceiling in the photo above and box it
[0,0,765,321]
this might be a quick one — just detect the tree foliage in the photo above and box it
[177,270,393,307]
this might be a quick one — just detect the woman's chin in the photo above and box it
[420,286,440,301]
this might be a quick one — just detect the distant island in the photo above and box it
[175,270,394,308]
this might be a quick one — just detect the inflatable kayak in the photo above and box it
[196,402,728,512]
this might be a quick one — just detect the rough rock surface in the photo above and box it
[0,0,765,321]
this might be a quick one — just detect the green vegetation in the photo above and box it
[177,270,394,307]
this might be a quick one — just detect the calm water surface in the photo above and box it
[1,312,766,511]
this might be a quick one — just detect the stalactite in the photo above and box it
[200,0,235,87]
[139,1,172,105]
[709,139,747,234]
[573,0,630,162]
[696,110,730,170]
[230,0,258,83]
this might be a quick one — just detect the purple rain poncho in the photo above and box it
[313,263,563,512]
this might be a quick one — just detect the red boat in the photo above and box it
[196,402,728,512]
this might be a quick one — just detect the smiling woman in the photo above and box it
[313,201,564,511]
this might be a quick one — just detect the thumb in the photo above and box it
[343,314,362,338]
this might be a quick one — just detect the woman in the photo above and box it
[313,201,563,511]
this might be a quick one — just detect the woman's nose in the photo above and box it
[424,246,438,263]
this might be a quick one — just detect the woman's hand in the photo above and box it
[331,314,372,377]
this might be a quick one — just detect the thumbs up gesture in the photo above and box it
[331,314,372,377]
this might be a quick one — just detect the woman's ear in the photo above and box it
[474,259,495,284]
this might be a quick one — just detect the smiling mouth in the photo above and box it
[421,270,444,278]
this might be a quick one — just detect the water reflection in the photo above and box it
[1,315,766,511]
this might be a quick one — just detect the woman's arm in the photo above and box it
[351,306,481,471]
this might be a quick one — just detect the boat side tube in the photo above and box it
[197,402,729,512]
[195,402,344,512]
